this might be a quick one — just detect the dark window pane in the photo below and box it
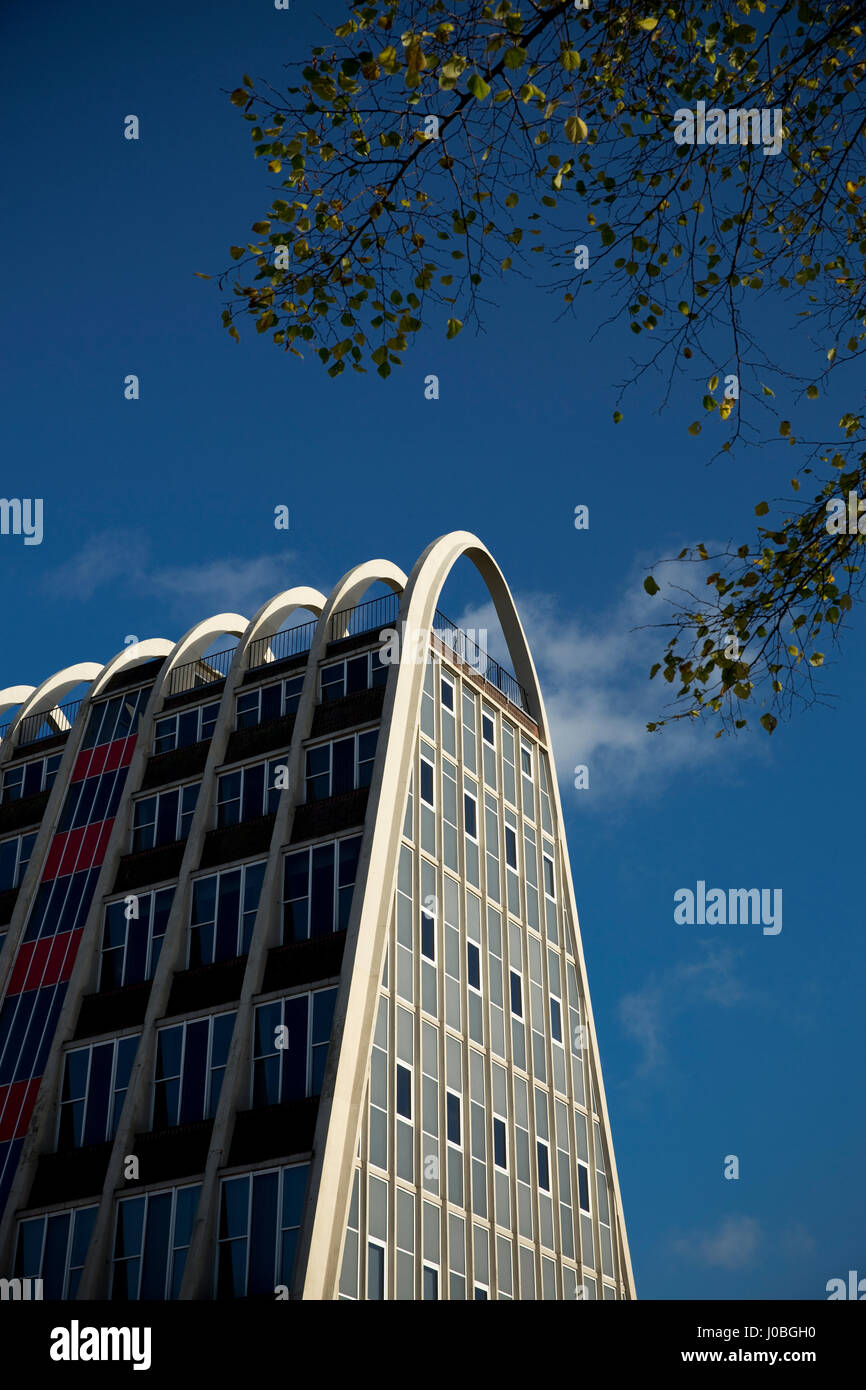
[248,1171,278,1296]
[510,971,522,1017]
[494,1118,507,1169]
[467,943,481,991]
[332,739,354,795]
[420,760,434,806]
[396,1065,411,1119]
[310,844,335,938]
[368,1243,385,1300]
[447,1093,461,1146]
[140,1192,171,1299]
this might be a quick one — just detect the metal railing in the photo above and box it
[328,592,401,643]
[326,590,530,715]
[166,647,236,698]
[432,609,530,713]
[248,618,317,671]
[17,698,84,746]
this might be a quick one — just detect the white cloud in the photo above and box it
[454,556,729,801]
[618,946,748,1075]
[45,531,300,624]
[671,1215,762,1270]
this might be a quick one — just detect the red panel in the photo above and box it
[7,938,50,996]
[13,1077,41,1140]
[41,830,69,882]
[120,738,136,768]
[87,743,109,779]
[71,747,93,782]
[45,929,81,988]
[0,1078,40,1142]
[79,821,103,867]
[57,826,88,878]
[94,818,114,863]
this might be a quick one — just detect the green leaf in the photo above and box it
[446,317,463,339]
[229,246,245,261]
[467,73,491,100]
[806,384,819,399]
[643,576,660,596]
[637,17,658,31]
[613,411,623,424]
[504,47,527,70]
[599,223,615,247]
[760,713,777,734]
[754,501,769,516]
[559,49,581,72]
[564,116,588,144]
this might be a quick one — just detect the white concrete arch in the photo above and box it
[89,639,174,699]
[4,662,103,745]
[243,587,327,666]
[155,612,248,698]
[300,531,634,1299]
[320,559,408,640]
[0,686,36,729]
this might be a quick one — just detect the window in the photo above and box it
[467,942,481,992]
[58,1035,139,1149]
[396,1063,412,1119]
[420,902,436,961]
[440,674,454,711]
[153,1012,236,1128]
[578,1161,591,1213]
[305,730,377,802]
[423,1264,439,1300]
[543,854,556,899]
[82,688,150,750]
[100,887,174,990]
[132,783,199,852]
[153,701,219,755]
[57,764,128,833]
[0,831,37,891]
[521,744,533,778]
[14,1206,97,1300]
[493,1117,507,1170]
[550,996,563,1044]
[537,1139,551,1192]
[367,1240,386,1300]
[252,987,338,1105]
[482,712,495,746]
[446,1090,462,1147]
[1,752,62,804]
[320,650,388,702]
[217,1164,309,1297]
[216,758,285,827]
[112,1184,200,1299]
[235,676,304,730]
[504,826,517,869]
[510,970,523,1018]
[464,790,478,840]
[281,834,361,942]
[419,754,435,808]
[189,861,264,966]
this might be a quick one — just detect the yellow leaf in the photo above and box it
[268,159,282,173]
[637,17,658,30]
[564,116,588,144]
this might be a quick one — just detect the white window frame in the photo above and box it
[153,700,219,755]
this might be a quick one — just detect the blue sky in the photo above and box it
[2,0,863,1299]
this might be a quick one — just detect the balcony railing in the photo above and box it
[329,592,401,643]
[5,698,84,747]
[165,647,235,698]
[327,591,530,714]
[432,610,530,713]
[247,618,317,671]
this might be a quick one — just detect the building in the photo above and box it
[0,532,634,1300]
